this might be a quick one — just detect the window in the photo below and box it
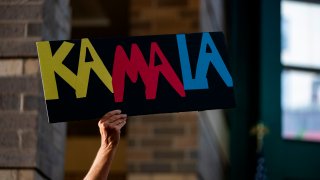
[281,0,320,142]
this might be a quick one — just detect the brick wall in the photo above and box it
[0,0,70,179]
[128,1,232,179]
[128,1,200,179]
[127,113,198,180]
[130,0,199,36]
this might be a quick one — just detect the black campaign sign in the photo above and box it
[36,32,235,123]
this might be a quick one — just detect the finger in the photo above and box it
[110,120,126,132]
[100,113,125,124]
[107,114,127,123]
[100,110,121,121]
[101,116,126,129]
[108,117,126,126]
[115,117,127,126]
[114,119,127,129]
[98,110,121,127]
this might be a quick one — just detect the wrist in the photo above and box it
[98,145,118,160]
[100,142,118,151]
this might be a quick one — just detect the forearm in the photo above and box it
[85,110,126,180]
[84,146,117,180]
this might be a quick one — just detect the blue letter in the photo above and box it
[176,32,233,90]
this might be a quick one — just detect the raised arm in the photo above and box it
[84,110,127,180]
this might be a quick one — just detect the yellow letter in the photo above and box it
[37,41,78,100]
[37,39,113,100]
[77,38,113,97]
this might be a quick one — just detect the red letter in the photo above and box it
[148,42,185,99]
[112,43,185,103]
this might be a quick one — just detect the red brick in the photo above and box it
[0,170,18,180]
[140,163,172,172]
[131,0,152,9]
[0,5,42,20]
[0,94,20,110]
[0,129,37,150]
[0,0,43,4]
[0,23,25,38]
[0,38,40,57]
[140,113,174,124]
[27,23,42,37]
[157,0,188,7]
[130,21,151,30]
[128,163,139,172]
[129,126,152,136]
[18,170,35,180]
[174,162,197,172]
[175,112,198,124]
[0,111,38,130]
[188,150,197,160]
[23,59,39,75]
[180,9,198,18]
[0,76,41,94]
[154,127,185,135]
[0,130,20,149]
[173,136,197,149]
[154,150,184,160]
[0,149,36,167]
[127,150,152,161]
[153,173,197,180]
[141,138,172,147]
[23,94,45,111]
[128,139,137,147]
[21,130,37,149]
[0,59,23,77]
[189,0,200,8]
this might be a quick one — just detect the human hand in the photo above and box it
[98,110,127,149]
[85,110,127,180]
